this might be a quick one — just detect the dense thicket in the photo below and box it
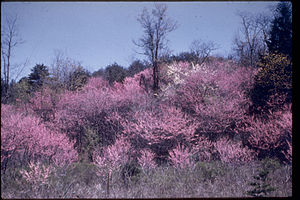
[1,58,292,172]
[249,53,292,115]
[1,2,292,198]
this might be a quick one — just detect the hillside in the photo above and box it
[1,58,292,198]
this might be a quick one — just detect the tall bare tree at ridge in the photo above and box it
[134,4,177,92]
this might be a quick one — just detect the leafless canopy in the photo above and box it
[190,39,218,65]
[134,4,177,92]
[233,11,271,68]
[134,4,177,64]
[1,15,24,95]
[50,49,83,89]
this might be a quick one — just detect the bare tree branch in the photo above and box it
[1,15,24,98]
[190,40,218,65]
[134,4,177,92]
[233,11,270,68]
[50,49,82,90]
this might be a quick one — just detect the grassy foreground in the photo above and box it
[1,159,292,198]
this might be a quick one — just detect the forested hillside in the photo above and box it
[1,2,292,198]
[1,56,292,197]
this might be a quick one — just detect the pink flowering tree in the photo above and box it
[20,161,53,185]
[27,87,60,122]
[157,60,263,164]
[93,137,132,197]
[118,104,198,162]
[213,137,257,164]
[53,77,119,161]
[110,69,153,112]
[168,60,254,142]
[191,136,215,162]
[168,144,193,169]
[1,104,77,174]
[242,107,292,163]
[19,161,54,197]
[282,140,292,164]
[137,149,157,169]
[93,137,131,173]
[53,74,153,162]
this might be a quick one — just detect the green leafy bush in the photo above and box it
[249,53,292,115]
[104,63,127,85]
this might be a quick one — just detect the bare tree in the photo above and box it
[49,50,83,90]
[1,15,24,98]
[134,4,177,92]
[190,39,217,65]
[256,13,271,47]
[233,12,270,68]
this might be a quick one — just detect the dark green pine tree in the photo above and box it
[267,2,292,58]
[28,64,50,91]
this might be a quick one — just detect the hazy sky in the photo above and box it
[1,1,278,80]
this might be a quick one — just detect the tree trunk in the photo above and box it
[152,61,159,92]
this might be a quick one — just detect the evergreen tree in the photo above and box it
[28,64,50,91]
[267,2,292,58]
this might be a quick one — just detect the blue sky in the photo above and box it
[1,1,278,80]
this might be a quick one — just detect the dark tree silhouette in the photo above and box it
[134,4,177,92]
[28,64,50,91]
[104,63,127,85]
[267,2,292,58]
[128,60,147,77]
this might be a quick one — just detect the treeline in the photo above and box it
[0,44,218,105]
[0,3,292,197]
[1,2,292,108]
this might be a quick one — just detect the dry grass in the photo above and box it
[1,159,292,198]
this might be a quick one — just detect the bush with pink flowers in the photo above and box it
[1,104,77,173]
[242,107,292,163]
[1,57,292,198]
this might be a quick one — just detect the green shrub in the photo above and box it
[45,162,102,198]
[104,63,127,85]
[261,158,281,171]
[249,53,292,115]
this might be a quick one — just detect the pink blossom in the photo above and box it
[19,161,53,185]
[120,105,198,144]
[93,137,131,174]
[243,108,292,162]
[169,144,192,169]
[192,136,214,162]
[138,149,157,169]
[1,104,77,167]
[214,137,257,164]
[282,140,292,164]
[168,60,254,139]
